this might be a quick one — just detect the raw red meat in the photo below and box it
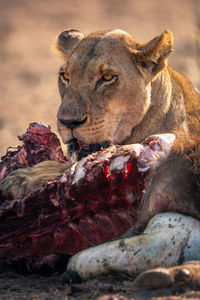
[0,122,67,180]
[0,123,146,268]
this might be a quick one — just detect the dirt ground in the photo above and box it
[1,269,200,300]
[1,0,200,299]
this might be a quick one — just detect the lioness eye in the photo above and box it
[61,73,70,83]
[102,74,114,81]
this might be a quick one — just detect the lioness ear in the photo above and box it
[134,30,173,81]
[56,29,84,60]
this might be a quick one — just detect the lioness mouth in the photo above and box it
[68,138,110,161]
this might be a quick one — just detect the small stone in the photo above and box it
[10,285,25,292]
[60,270,82,284]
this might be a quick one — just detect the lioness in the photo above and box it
[56,28,200,151]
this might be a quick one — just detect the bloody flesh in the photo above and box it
[0,123,67,180]
[0,123,146,267]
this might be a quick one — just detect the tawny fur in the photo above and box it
[173,132,200,175]
[56,29,200,146]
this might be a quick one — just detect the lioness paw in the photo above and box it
[132,261,200,291]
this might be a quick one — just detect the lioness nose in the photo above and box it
[58,116,87,129]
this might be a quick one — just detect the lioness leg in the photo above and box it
[0,160,72,200]
[133,261,200,290]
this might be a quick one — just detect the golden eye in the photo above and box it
[61,73,70,82]
[102,73,114,81]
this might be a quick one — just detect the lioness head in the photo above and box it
[56,29,173,157]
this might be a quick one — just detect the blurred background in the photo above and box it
[0,0,200,157]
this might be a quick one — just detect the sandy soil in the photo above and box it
[1,0,200,299]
